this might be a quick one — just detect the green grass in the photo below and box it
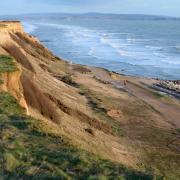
[79,86,126,137]
[0,55,17,73]
[142,149,180,180]
[78,85,180,180]
[0,92,154,179]
[0,55,18,84]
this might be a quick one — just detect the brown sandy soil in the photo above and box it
[126,81,180,128]
[88,67,180,129]
[0,27,180,178]
[76,68,176,127]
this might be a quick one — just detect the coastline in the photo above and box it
[18,19,180,131]
[23,14,180,80]
[68,60,180,100]
[71,62,180,128]
[0,21,180,178]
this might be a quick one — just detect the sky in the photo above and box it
[1,0,180,17]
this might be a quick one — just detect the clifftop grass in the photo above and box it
[0,92,154,179]
[0,55,17,73]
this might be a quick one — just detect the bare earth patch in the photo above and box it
[107,109,123,118]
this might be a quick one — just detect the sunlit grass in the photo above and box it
[0,92,153,179]
[0,55,17,73]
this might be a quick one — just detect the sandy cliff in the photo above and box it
[0,21,23,32]
[0,21,179,179]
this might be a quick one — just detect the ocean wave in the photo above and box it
[145,45,163,51]
[127,38,136,43]
[100,37,129,56]
[174,46,180,52]
[52,24,131,58]
[160,45,180,54]
[153,52,167,58]
[161,58,180,65]
[88,47,101,59]
[22,22,37,33]
[26,21,180,69]
[30,22,131,58]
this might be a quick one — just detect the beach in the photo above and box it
[0,20,179,179]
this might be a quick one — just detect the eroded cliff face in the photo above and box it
[0,21,179,179]
[0,24,29,115]
[0,22,135,166]
[0,60,29,115]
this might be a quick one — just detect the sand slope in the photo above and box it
[0,22,179,179]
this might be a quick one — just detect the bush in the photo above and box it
[61,74,78,87]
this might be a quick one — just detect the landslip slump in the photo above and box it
[0,22,59,123]
[3,43,35,72]
[0,55,29,114]
[21,73,60,124]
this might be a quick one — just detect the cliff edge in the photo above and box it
[0,21,179,179]
[0,21,23,32]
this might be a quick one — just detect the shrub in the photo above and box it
[61,74,78,87]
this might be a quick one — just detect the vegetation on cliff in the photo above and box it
[0,55,18,84]
[0,27,179,179]
[0,92,153,179]
[0,55,17,73]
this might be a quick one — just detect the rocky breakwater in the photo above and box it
[154,80,180,98]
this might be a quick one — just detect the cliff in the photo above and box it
[0,21,23,32]
[0,21,179,179]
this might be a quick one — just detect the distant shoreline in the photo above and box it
[21,16,180,80]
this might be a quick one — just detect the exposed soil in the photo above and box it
[0,29,179,179]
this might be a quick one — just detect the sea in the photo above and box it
[2,13,180,80]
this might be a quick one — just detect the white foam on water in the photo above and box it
[174,46,180,52]
[26,22,180,74]
[22,22,37,33]
[31,22,132,60]
[145,45,162,50]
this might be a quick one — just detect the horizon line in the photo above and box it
[0,12,180,19]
